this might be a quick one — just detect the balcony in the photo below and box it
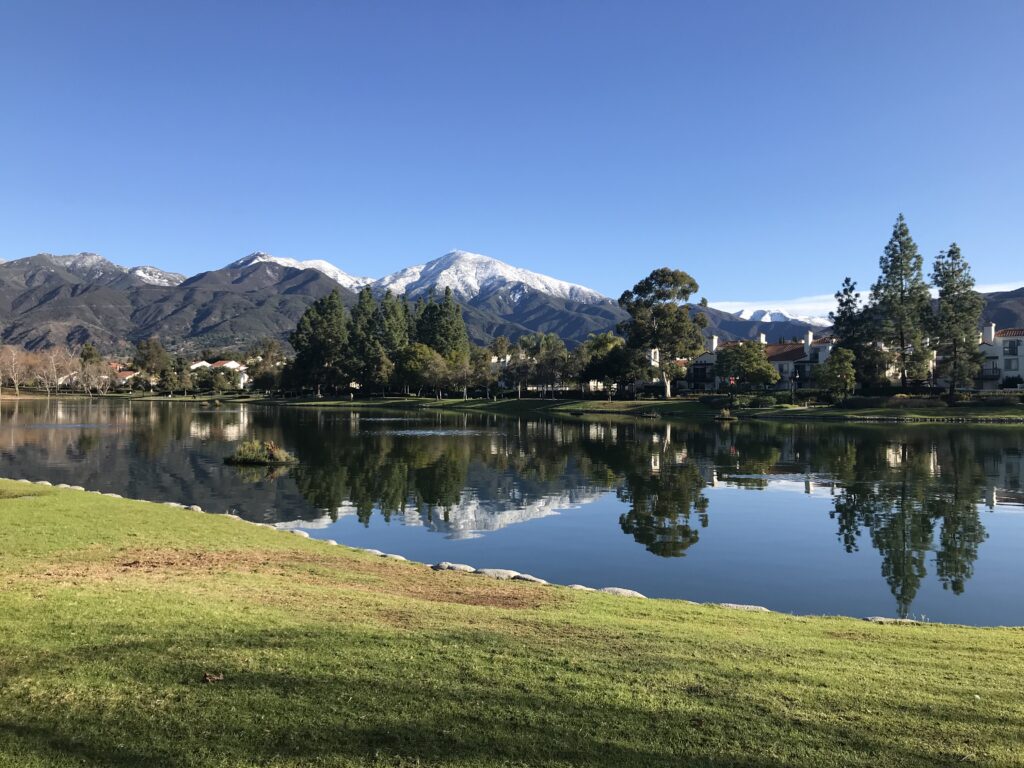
[978,367,1002,381]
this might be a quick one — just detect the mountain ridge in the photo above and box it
[0,249,1020,352]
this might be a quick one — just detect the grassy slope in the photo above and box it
[1,482,1023,767]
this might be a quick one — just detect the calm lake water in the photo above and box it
[2,399,1023,625]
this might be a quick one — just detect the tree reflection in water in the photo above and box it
[2,398,1019,618]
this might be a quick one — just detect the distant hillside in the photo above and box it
[3,249,1016,352]
[980,287,1024,329]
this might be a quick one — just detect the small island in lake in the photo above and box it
[224,440,298,466]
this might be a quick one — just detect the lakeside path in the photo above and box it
[2,480,1024,766]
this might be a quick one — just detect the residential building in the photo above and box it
[977,323,1024,389]
[684,331,835,391]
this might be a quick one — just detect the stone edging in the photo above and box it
[7,477,925,622]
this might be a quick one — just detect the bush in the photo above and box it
[794,388,824,405]
[999,376,1023,390]
[751,395,777,408]
[225,440,297,466]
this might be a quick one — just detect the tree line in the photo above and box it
[829,214,988,397]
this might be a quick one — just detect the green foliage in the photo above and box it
[225,439,297,465]
[79,342,101,365]
[817,347,857,402]
[416,287,470,367]
[132,338,172,377]
[396,342,449,396]
[931,243,985,397]
[869,214,934,387]
[288,290,349,394]
[830,277,889,388]
[715,341,780,389]
[618,268,708,397]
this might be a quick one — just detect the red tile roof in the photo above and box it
[995,328,1024,338]
[765,343,808,363]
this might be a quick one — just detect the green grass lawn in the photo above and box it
[1,481,1023,766]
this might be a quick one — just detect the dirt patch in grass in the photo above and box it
[24,546,556,610]
[0,488,42,500]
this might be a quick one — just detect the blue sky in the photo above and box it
[1,1,1021,312]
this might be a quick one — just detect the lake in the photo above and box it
[2,398,1023,625]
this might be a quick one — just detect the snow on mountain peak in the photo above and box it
[733,308,831,327]
[231,252,371,290]
[372,250,608,304]
[128,265,186,286]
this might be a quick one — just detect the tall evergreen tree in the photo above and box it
[618,268,707,398]
[288,290,348,396]
[345,287,381,388]
[931,243,984,399]
[417,287,470,366]
[829,277,888,388]
[869,214,934,388]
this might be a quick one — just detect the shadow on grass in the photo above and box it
[0,625,1009,768]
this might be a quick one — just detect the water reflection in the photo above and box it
[2,399,1022,620]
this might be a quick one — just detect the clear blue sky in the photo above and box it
[1,0,1021,309]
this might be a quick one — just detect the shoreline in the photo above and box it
[13,392,1022,424]
[4,477,1023,765]
[0,475,1007,628]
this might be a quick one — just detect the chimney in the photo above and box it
[710,335,719,352]
[982,322,996,345]
[804,330,814,355]
[758,333,766,345]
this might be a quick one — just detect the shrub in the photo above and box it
[225,440,297,466]
[1000,376,1023,390]
[751,395,777,408]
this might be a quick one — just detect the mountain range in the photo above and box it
[0,250,1020,353]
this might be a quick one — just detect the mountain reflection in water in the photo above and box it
[1,399,1022,623]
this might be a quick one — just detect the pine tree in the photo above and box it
[288,290,348,396]
[829,277,888,388]
[417,288,469,366]
[869,214,934,389]
[931,243,984,399]
[345,287,380,388]
[372,291,409,357]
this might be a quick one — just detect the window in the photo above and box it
[1004,340,1020,356]
[1006,358,1020,372]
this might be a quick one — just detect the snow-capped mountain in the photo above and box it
[127,265,186,286]
[11,253,185,287]
[372,250,608,304]
[228,252,371,291]
[732,308,831,327]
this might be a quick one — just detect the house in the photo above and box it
[977,323,1024,390]
[684,331,834,391]
[187,359,250,388]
